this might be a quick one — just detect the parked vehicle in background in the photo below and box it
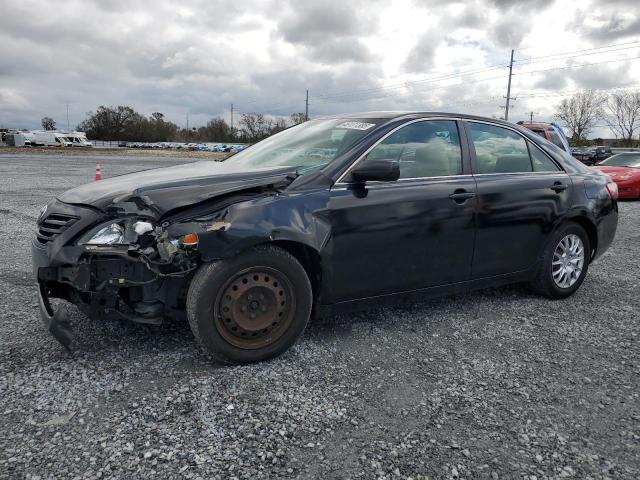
[31,131,73,147]
[62,131,92,147]
[517,121,572,154]
[33,111,618,363]
[590,146,613,164]
[570,147,594,164]
[593,152,640,199]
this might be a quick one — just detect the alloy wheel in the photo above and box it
[552,234,585,289]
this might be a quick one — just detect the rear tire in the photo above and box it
[187,245,312,364]
[530,223,591,299]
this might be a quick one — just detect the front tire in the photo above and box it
[530,223,591,299]
[187,245,312,364]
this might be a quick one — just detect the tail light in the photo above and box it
[605,181,619,200]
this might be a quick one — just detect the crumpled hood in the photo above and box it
[58,161,298,215]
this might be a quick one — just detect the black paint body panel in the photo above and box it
[34,112,619,325]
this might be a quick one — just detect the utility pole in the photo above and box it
[66,103,70,131]
[504,49,515,121]
[230,103,234,135]
[530,111,534,122]
[305,90,309,121]
[186,112,189,131]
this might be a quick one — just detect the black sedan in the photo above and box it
[33,112,619,363]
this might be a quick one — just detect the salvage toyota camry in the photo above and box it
[33,112,619,363]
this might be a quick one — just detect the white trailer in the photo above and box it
[31,131,74,147]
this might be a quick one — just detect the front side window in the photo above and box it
[469,123,531,173]
[364,120,462,179]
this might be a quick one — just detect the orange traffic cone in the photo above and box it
[95,161,102,181]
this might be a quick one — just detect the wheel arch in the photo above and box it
[268,240,323,303]
[566,216,598,260]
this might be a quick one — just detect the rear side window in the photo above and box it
[468,123,532,173]
[528,142,560,172]
[366,120,462,179]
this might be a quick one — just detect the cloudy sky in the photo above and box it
[1,0,639,137]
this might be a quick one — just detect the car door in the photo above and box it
[464,120,572,278]
[325,118,477,302]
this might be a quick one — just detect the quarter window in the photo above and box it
[529,142,560,172]
[469,123,531,174]
[365,120,462,179]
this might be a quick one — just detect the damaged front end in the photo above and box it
[33,198,202,350]
[32,169,303,351]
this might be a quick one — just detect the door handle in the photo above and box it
[550,182,568,193]
[449,190,476,204]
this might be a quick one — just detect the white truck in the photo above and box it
[61,131,93,147]
[31,131,74,147]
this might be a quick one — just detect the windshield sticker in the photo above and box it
[336,121,376,131]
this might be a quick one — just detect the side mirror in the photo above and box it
[351,159,400,183]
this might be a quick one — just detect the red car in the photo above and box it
[593,152,640,199]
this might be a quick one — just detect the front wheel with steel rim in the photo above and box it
[530,223,591,299]
[187,245,313,364]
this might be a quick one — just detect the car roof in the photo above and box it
[315,111,523,129]
[518,122,551,129]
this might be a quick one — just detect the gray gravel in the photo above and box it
[1,152,639,479]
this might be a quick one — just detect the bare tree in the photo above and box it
[239,113,269,141]
[290,113,307,125]
[553,90,605,141]
[604,91,640,147]
[41,117,56,130]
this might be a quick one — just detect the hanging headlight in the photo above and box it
[83,222,125,245]
[78,219,155,246]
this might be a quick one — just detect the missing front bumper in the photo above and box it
[38,284,74,352]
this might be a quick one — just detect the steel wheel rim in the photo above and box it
[213,266,296,350]
[552,234,585,289]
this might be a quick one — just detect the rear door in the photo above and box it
[326,119,477,302]
[464,120,572,278]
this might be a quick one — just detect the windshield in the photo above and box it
[599,153,640,167]
[224,118,385,172]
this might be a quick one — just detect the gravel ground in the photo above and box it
[1,152,638,479]
[0,146,230,160]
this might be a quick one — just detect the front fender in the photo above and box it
[166,190,331,263]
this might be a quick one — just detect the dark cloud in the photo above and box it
[404,32,441,73]
[274,0,375,64]
[569,63,635,90]
[0,0,637,134]
[533,70,570,90]
[573,13,640,42]
[490,16,529,47]
[487,0,554,8]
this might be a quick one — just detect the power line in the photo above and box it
[308,41,640,104]
[516,39,640,63]
[234,42,640,118]
[312,55,640,107]
[514,55,640,76]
